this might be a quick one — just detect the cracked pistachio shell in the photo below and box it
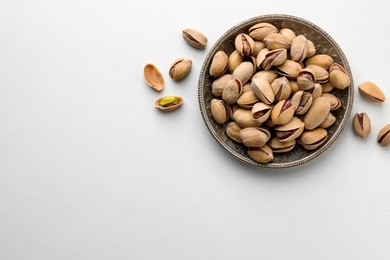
[252,41,266,56]
[182,28,207,49]
[290,35,308,62]
[305,54,334,70]
[209,51,228,77]
[297,68,316,90]
[271,77,291,102]
[169,58,192,81]
[251,102,272,124]
[222,78,242,105]
[144,63,164,91]
[329,63,350,89]
[237,90,260,109]
[226,122,242,143]
[309,83,323,100]
[306,40,316,58]
[279,28,296,42]
[257,48,287,70]
[306,64,329,83]
[304,97,331,130]
[271,99,295,125]
[358,81,386,103]
[235,33,254,56]
[247,145,274,163]
[321,93,341,111]
[319,112,336,128]
[211,99,229,125]
[251,77,275,105]
[291,91,313,115]
[269,137,296,153]
[154,96,183,112]
[252,70,278,84]
[228,50,244,73]
[211,74,232,97]
[353,112,371,139]
[298,128,328,150]
[234,108,262,128]
[249,23,278,41]
[239,127,271,148]
[377,124,390,147]
[275,117,305,142]
[232,61,253,85]
[274,60,302,79]
[263,33,292,50]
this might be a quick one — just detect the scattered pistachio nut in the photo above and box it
[358,81,386,103]
[169,58,192,81]
[352,112,371,139]
[154,96,183,112]
[144,63,164,91]
[182,28,208,49]
[377,124,390,147]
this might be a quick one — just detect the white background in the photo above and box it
[1,0,390,259]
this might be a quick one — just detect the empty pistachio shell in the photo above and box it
[247,145,274,163]
[144,63,164,91]
[249,23,278,41]
[228,50,244,73]
[263,33,292,50]
[182,28,207,49]
[358,81,386,103]
[210,51,228,77]
[304,97,331,130]
[329,63,350,89]
[377,124,390,147]
[290,35,308,62]
[235,33,254,56]
[269,137,296,153]
[305,54,334,70]
[319,112,336,128]
[298,128,328,150]
[169,58,192,81]
[154,96,183,111]
[271,99,295,125]
[353,112,371,139]
[226,122,242,143]
[275,117,305,142]
[239,127,271,148]
[211,99,229,125]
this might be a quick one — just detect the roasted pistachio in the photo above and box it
[298,128,328,150]
[306,64,329,83]
[235,33,255,56]
[257,48,287,70]
[226,122,243,143]
[228,50,244,73]
[252,102,272,123]
[211,99,229,125]
[271,99,295,125]
[358,81,386,103]
[263,33,292,50]
[290,35,308,62]
[222,79,242,105]
[182,28,207,49]
[329,63,350,89]
[279,28,296,42]
[252,70,278,84]
[269,137,296,153]
[249,23,278,41]
[275,117,305,142]
[234,108,262,128]
[271,77,291,102]
[252,41,266,56]
[209,51,228,77]
[353,112,371,139]
[169,58,192,81]
[321,93,341,111]
[211,74,233,97]
[305,54,334,70]
[319,112,336,128]
[321,82,334,93]
[237,90,260,109]
[154,96,183,111]
[251,77,275,105]
[306,40,316,58]
[274,60,302,79]
[291,91,313,115]
[304,97,331,130]
[232,61,254,85]
[377,124,390,147]
[247,145,274,163]
[144,63,164,91]
[239,127,271,148]
[297,68,315,90]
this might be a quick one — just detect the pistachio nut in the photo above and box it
[257,48,287,70]
[234,108,262,128]
[182,28,207,49]
[289,80,299,95]
[211,99,229,125]
[329,63,350,89]
[252,70,278,84]
[154,96,183,112]
[353,112,371,139]
[251,77,275,105]
[308,83,322,100]
[211,74,233,97]
[298,128,328,150]
[321,82,334,93]
[235,33,254,56]
[237,90,260,109]
[271,99,295,125]
[305,54,334,70]
[319,112,336,128]
[247,145,274,163]
[228,50,244,73]
[144,63,164,91]
[297,68,315,90]
[271,77,291,102]
[252,41,266,56]
[169,58,192,81]
[306,40,316,58]
[241,83,252,93]
[274,59,302,79]
[306,64,329,83]
[290,35,308,62]
[269,137,296,153]
[291,91,313,115]
[251,102,272,123]
[222,78,242,105]
[248,22,278,41]
[377,124,390,147]
[232,61,254,85]
[304,97,331,130]
[275,117,305,142]
[239,127,271,148]
[279,28,296,42]
[321,93,341,111]
[226,122,243,143]
[358,81,386,103]
[263,33,292,50]
[209,51,228,77]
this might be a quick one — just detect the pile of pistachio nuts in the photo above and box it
[209,22,352,163]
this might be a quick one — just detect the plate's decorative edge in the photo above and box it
[198,14,354,169]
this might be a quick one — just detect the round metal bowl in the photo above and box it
[198,14,354,168]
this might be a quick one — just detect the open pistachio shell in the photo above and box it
[144,63,164,91]
[353,112,371,139]
[298,128,328,150]
[182,28,207,49]
[154,96,183,112]
[377,124,390,147]
[358,81,386,103]
[247,145,274,163]
[275,117,305,142]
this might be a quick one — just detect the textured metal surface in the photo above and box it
[198,14,354,169]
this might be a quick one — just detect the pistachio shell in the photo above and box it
[210,99,229,125]
[234,108,262,128]
[274,60,302,79]
[297,68,315,90]
[209,51,228,77]
[309,83,323,100]
[226,122,243,143]
[271,99,295,125]
[305,54,334,70]
[251,77,275,105]
[251,102,272,123]
[252,70,278,84]
[289,80,299,94]
[291,91,313,115]
[239,127,271,148]
[304,97,331,130]
[269,137,296,153]
[249,23,278,41]
[154,96,183,111]
[275,117,305,142]
[182,28,207,49]
[377,124,390,147]
[306,40,316,58]
[237,90,260,109]
[279,28,296,42]
[321,93,341,111]
[222,78,242,105]
[169,58,192,81]
[319,112,336,128]
[271,77,291,102]
[232,61,254,85]
[228,50,244,73]
[290,35,308,62]
[211,74,233,97]
[252,41,266,56]
[263,33,292,50]
[353,112,371,139]
[321,82,334,93]
[358,81,386,103]
[241,83,252,93]
[247,145,274,163]
[298,128,328,150]
[257,48,287,70]
[235,33,255,56]
[144,63,164,91]
[306,64,329,83]
[329,63,350,89]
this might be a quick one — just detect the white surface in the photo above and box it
[1,0,390,259]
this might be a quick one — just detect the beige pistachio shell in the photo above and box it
[228,50,244,73]
[319,112,336,128]
[252,70,278,84]
[182,28,207,49]
[249,23,278,41]
[321,82,334,93]
[306,64,329,83]
[291,91,313,115]
[304,97,331,130]
[237,90,260,109]
[251,102,272,123]
[269,137,296,153]
[298,128,328,150]
[274,60,302,79]
[252,41,266,56]
[271,77,291,102]
[209,51,228,77]
[263,33,292,50]
[257,48,287,70]
[247,145,274,163]
[235,33,254,56]
[329,63,350,89]
[279,28,296,42]
[222,78,242,105]
[251,77,275,105]
[271,99,295,125]
[232,61,254,85]
[310,83,323,100]
[211,99,229,125]
[306,40,316,58]
[377,124,390,147]
[297,68,315,90]
[353,112,371,139]
[290,35,308,62]
[321,93,341,111]
[211,74,233,97]
[226,122,242,143]
[241,83,252,93]
[358,81,386,103]
[275,117,305,142]
[154,96,183,112]
[239,127,271,148]
[144,63,164,91]
[169,58,192,81]
[234,108,262,128]
[289,80,299,95]
[305,54,334,70]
